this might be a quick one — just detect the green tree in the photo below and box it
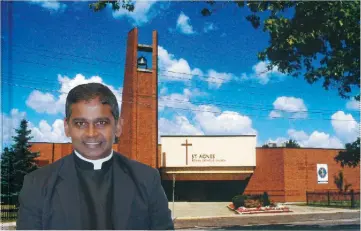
[334,170,352,192]
[91,1,360,100]
[1,147,16,205]
[334,138,360,168]
[89,0,134,12]
[202,1,360,100]
[284,139,301,148]
[0,119,40,206]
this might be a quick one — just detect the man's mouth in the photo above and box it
[84,142,102,148]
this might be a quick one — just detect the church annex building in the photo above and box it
[29,28,360,203]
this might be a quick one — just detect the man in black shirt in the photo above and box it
[17,82,174,230]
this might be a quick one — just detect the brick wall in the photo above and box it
[244,148,286,202]
[283,148,360,202]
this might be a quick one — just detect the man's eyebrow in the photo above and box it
[71,117,111,122]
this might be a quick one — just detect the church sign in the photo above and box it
[317,164,328,184]
[160,135,256,167]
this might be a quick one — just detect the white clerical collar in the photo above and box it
[74,150,113,170]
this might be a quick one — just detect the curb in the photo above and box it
[174,211,360,229]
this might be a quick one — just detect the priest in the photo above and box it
[16,83,174,230]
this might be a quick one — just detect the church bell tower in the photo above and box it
[117,28,158,168]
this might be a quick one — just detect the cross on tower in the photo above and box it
[181,139,192,165]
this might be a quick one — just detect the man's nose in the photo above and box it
[85,124,98,137]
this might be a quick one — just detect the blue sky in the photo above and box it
[1,1,359,150]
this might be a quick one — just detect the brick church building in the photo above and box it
[30,28,360,202]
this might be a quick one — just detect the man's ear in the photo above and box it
[64,118,70,137]
[115,118,123,137]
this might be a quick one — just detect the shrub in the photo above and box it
[244,199,262,208]
[262,192,271,206]
[232,195,247,209]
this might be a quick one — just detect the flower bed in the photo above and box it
[227,203,292,214]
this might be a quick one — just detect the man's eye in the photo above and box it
[76,122,86,127]
[96,121,107,126]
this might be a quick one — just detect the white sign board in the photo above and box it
[160,136,256,167]
[317,164,328,184]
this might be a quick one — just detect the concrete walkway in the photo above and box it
[168,202,358,219]
[2,202,359,230]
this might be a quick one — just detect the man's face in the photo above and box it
[64,97,121,160]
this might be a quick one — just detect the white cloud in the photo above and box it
[287,129,309,141]
[0,109,70,148]
[265,137,288,147]
[331,111,359,143]
[346,99,359,111]
[26,74,123,116]
[28,0,67,12]
[176,12,195,34]
[205,70,233,89]
[159,116,203,138]
[242,61,284,84]
[112,0,157,25]
[29,119,70,143]
[288,129,343,148]
[269,96,308,119]
[203,22,217,33]
[194,105,257,135]
[266,129,344,149]
[0,109,27,148]
[158,46,234,88]
[158,46,193,81]
[159,88,195,111]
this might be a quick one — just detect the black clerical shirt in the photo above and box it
[73,152,114,230]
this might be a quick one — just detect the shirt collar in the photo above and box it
[74,150,113,170]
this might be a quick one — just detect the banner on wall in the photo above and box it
[317,164,328,184]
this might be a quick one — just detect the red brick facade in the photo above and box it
[28,29,360,203]
[31,143,359,203]
[244,148,360,202]
[117,28,158,168]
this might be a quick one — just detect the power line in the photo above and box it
[2,81,358,122]
[1,75,350,115]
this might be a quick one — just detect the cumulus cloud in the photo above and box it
[205,70,233,89]
[241,61,284,84]
[26,74,123,115]
[29,119,70,143]
[331,111,359,143]
[0,109,70,148]
[266,129,344,148]
[28,0,67,12]
[158,46,234,88]
[346,99,359,111]
[203,22,217,33]
[269,96,308,119]
[112,0,158,25]
[159,116,203,139]
[0,109,27,148]
[194,106,257,135]
[288,129,343,148]
[176,12,195,34]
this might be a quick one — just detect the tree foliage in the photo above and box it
[202,1,360,100]
[283,139,301,148]
[89,0,134,12]
[335,138,360,168]
[333,170,352,192]
[0,119,39,206]
[91,1,360,99]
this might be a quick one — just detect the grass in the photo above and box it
[302,200,360,209]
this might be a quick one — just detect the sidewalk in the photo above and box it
[1,202,359,230]
[169,202,358,218]
[169,202,360,229]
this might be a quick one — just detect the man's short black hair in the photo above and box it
[65,82,119,121]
